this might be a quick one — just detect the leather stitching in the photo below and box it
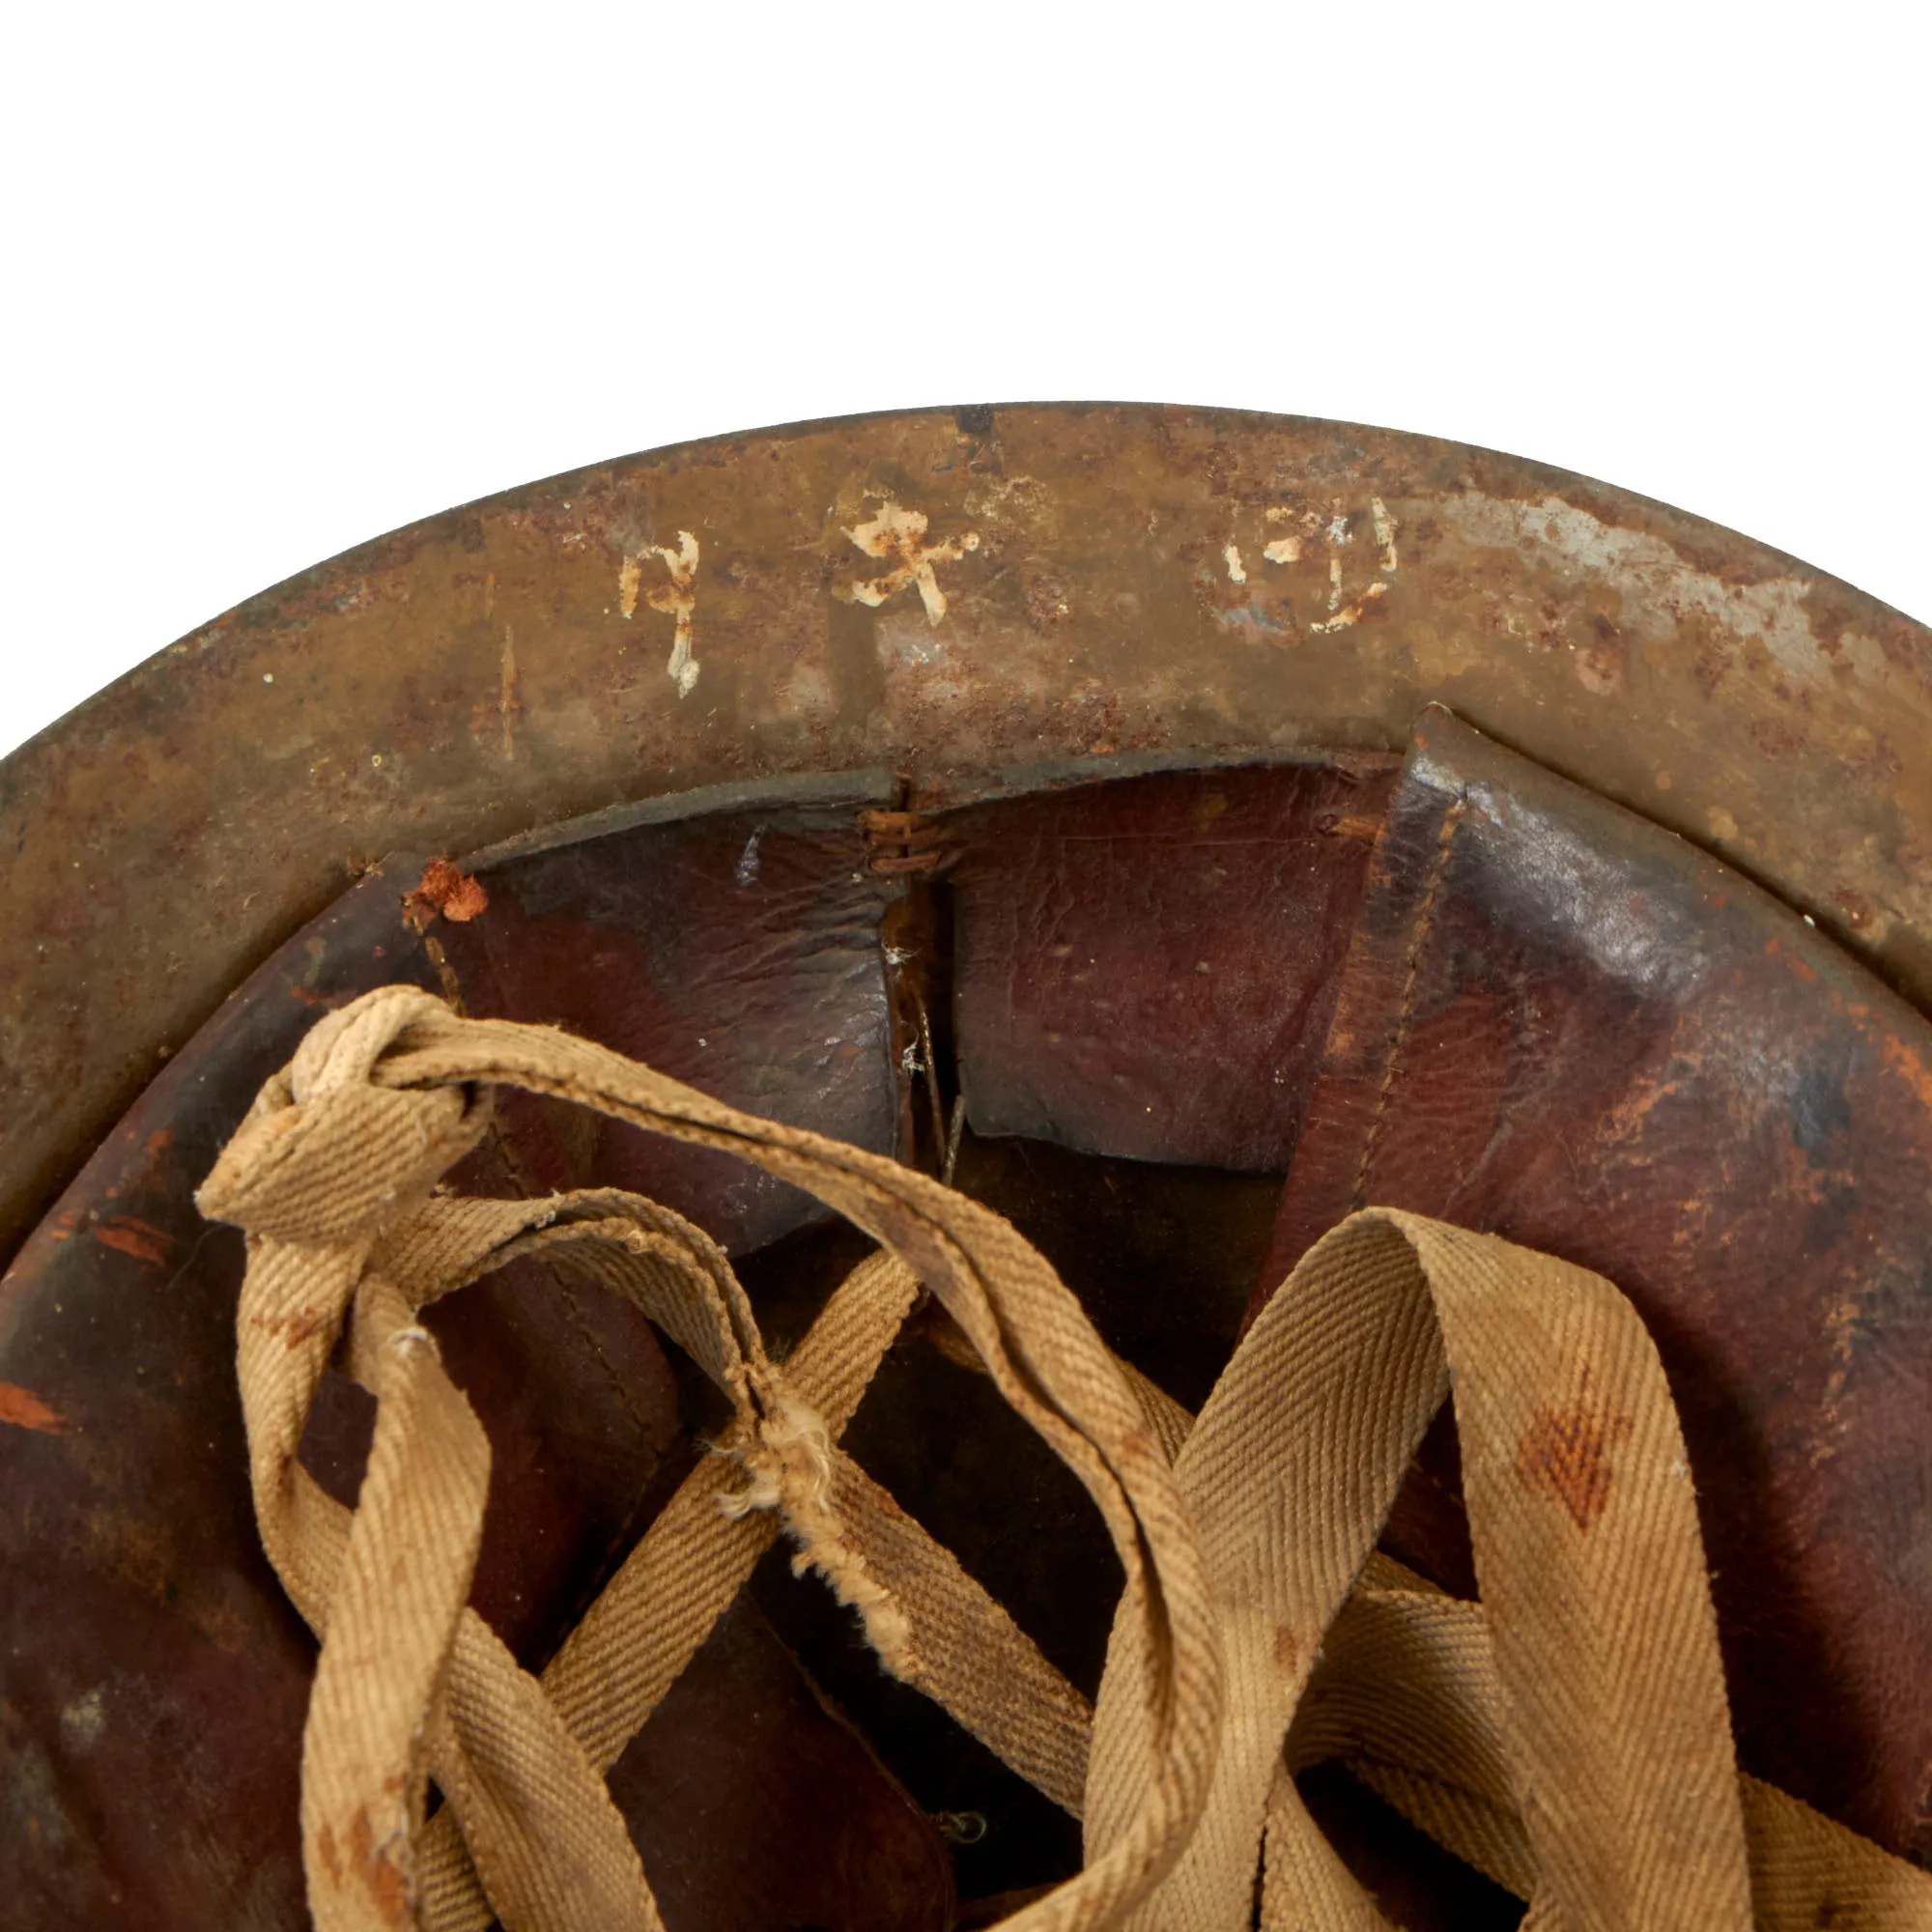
[1350,793,1467,1210]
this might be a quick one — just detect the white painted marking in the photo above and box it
[837,497,980,625]
[619,532,701,696]
[1371,496,1399,573]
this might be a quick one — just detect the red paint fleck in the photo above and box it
[1514,1389,1634,1533]
[0,1383,67,1434]
[250,1304,331,1350]
[95,1217,174,1265]
[348,1806,410,1926]
[1764,936,1818,982]
[403,857,489,929]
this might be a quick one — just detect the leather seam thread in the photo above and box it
[1350,792,1467,1210]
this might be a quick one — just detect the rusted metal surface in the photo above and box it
[6,405,1932,1265]
[6,405,1932,1921]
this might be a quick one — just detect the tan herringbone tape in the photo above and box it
[202,987,1932,1931]
[204,989,1221,1932]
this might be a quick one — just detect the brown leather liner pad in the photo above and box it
[440,769,907,1255]
[940,757,1397,1170]
[1258,707,1932,1863]
[609,1594,954,1932]
[748,1136,1285,1910]
[0,866,448,1930]
[0,774,944,1931]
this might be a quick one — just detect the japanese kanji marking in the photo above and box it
[836,497,980,626]
[618,532,701,697]
[1232,497,1400,632]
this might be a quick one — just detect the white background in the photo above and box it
[2,3,1925,761]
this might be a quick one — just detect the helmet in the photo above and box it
[5,406,1929,1927]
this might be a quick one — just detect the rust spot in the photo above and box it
[144,1127,173,1159]
[403,857,489,929]
[1514,1385,1634,1533]
[1692,639,1732,696]
[1833,889,1876,932]
[1877,1033,1932,1113]
[1272,1622,1298,1671]
[0,1382,67,1434]
[95,1216,173,1265]
[349,1806,410,1927]
[1763,937,1820,983]
[1749,715,1810,760]
[1021,566,1072,631]
[1572,611,1627,696]
[250,1304,331,1350]
[1843,732,1903,783]
[316,1821,343,1889]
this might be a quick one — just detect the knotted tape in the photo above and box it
[199,987,1932,1931]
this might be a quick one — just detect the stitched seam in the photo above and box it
[420,933,468,1013]
[1350,794,1466,1210]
